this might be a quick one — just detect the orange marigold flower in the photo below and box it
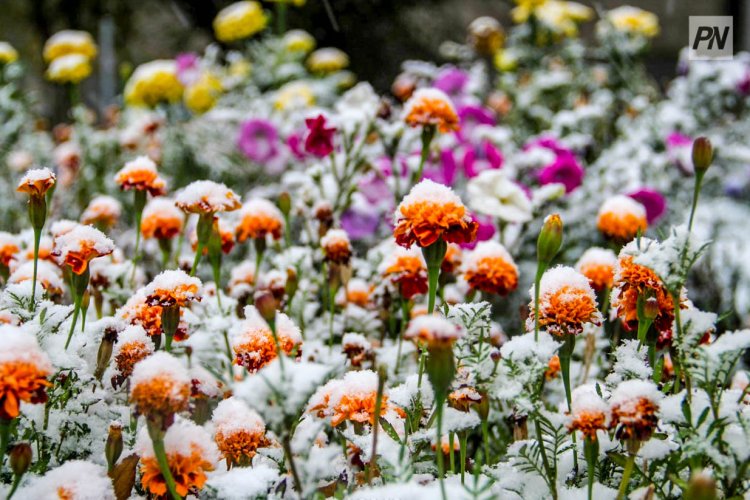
[141,198,184,240]
[0,326,52,420]
[394,179,478,248]
[462,241,518,296]
[175,180,241,215]
[308,370,405,427]
[611,240,676,337]
[321,228,352,265]
[118,291,171,337]
[80,195,122,228]
[575,247,617,292]
[212,398,268,466]
[596,195,647,243]
[567,385,609,440]
[137,420,218,498]
[345,278,371,307]
[130,352,190,416]
[526,265,602,337]
[545,354,561,380]
[113,325,154,379]
[113,156,166,195]
[441,243,462,274]
[448,386,483,412]
[143,270,202,308]
[609,380,661,442]
[235,199,284,243]
[8,260,64,297]
[232,310,302,372]
[402,88,459,133]
[404,313,463,348]
[341,332,374,368]
[30,461,114,499]
[378,243,428,300]
[16,168,56,197]
[0,232,20,267]
[228,261,256,298]
[52,225,115,275]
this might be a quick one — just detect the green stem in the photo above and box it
[535,419,557,499]
[615,452,636,500]
[7,473,22,499]
[534,263,546,341]
[190,241,203,276]
[164,334,173,352]
[414,125,436,184]
[282,435,302,494]
[417,347,426,389]
[150,434,181,500]
[275,1,287,35]
[687,172,704,232]
[559,334,578,473]
[64,294,83,350]
[0,419,10,458]
[222,331,234,383]
[584,437,598,500]
[435,397,447,500]
[29,228,41,311]
[449,432,455,473]
[459,432,467,483]
[130,190,147,286]
[327,283,337,351]
[422,240,447,314]
[395,300,409,375]
[481,418,490,466]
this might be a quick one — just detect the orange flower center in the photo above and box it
[140,448,214,498]
[538,285,600,336]
[130,376,189,416]
[142,213,183,240]
[394,201,477,248]
[404,98,459,133]
[0,361,51,419]
[464,256,518,296]
[234,331,298,372]
[597,211,647,242]
[216,428,268,465]
[569,410,607,439]
[579,262,615,291]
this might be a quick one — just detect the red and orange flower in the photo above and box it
[596,195,647,243]
[402,88,460,133]
[0,326,52,420]
[462,241,518,296]
[235,199,284,243]
[114,156,166,195]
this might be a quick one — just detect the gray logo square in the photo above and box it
[689,16,733,60]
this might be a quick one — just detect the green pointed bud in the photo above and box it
[692,137,713,174]
[685,470,717,500]
[105,422,124,472]
[9,442,32,476]
[537,213,563,265]
[278,192,292,217]
[254,290,278,326]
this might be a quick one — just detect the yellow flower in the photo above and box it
[284,30,316,54]
[494,49,518,72]
[274,82,315,110]
[307,48,349,74]
[0,42,19,64]
[184,72,223,114]
[607,6,659,38]
[511,0,549,23]
[125,60,184,108]
[43,30,97,63]
[536,1,593,37]
[213,1,268,43]
[45,54,92,84]
[228,58,252,79]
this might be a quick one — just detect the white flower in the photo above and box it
[466,170,532,223]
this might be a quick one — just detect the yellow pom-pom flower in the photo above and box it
[284,30,316,54]
[43,30,97,63]
[0,42,19,64]
[184,72,223,114]
[125,60,184,108]
[274,81,315,110]
[45,54,92,84]
[607,6,659,38]
[213,1,268,43]
[307,48,349,74]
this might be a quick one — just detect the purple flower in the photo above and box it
[463,140,503,178]
[457,105,495,141]
[341,209,381,240]
[665,132,693,174]
[434,67,470,98]
[175,52,200,86]
[738,71,750,96]
[666,132,692,148]
[237,119,280,164]
[424,149,459,186]
[537,152,584,193]
[304,114,336,158]
[459,214,496,250]
[628,188,667,224]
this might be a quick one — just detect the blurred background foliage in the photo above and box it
[0,0,742,122]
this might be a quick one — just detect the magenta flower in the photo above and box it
[628,188,667,224]
[739,71,750,96]
[666,132,692,148]
[463,140,503,178]
[175,52,200,86]
[304,114,336,158]
[434,67,470,97]
[457,105,495,141]
[459,214,496,250]
[286,132,307,160]
[537,152,584,193]
[237,119,280,164]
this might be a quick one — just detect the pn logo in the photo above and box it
[689,16,733,60]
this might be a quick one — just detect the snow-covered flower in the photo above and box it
[176,180,241,215]
[606,6,659,38]
[596,195,648,243]
[16,168,56,198]
[144,269,202,308]
[141,198,184,240]
[42,30,97,62]
[212,397,268,466]
[0,325,52,420]
[22,460,114,499]
[235,199,284,243]
[232,309,302,372]
[0,232,19,268]
[114,156,166,195]
[462,240,519,296]
[80,195,122,228]
[402,88,459,133]
[609,379,661,442]
[321,228,352,264]
[575,247,618,292]
[213,1,268,43]
[345,278,372,307]
[125,60,184,108]
[130,351,190,417]
[113,325,154,379]
[52,224,115,275]
[567,384,609,439]
[378,244,428,299]
[45,53,92,84]
[405,313,463,347]
[466,170,532,223]
[307,47,349,74]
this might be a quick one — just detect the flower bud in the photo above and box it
[105,422,124,471]
[285,267,298,300]
[254,290,278,325]
[467,17,504,57]
[685,470,717,500]
[9,442,32,476]
[643,296,659,321]
[692,137,713,173]
[537,214,563,265]
[278,192,291,217]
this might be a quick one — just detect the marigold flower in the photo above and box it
[462,241,519,296]
[341,333,374,368]
[0,325,52,420]
[232,309,302,372]
[545,354,561,380]
[190,218,235,255]
[141,198,184,240]
[125,60,184,108]
[345,278,371,307]
[212,398,268,466]
[511,0,548,23]
[405,313,463,348]
[235,199,284,242]
[0,232,20,267]
[228,261,256,298]
[575,247,618,292]
[45,54,92,84]
[467,16,504,56]
[403,88,459,133]
[378,244,428,299]
[448,386,483,412]
[43,30,97,62]
[321,229,352,265]
[308,370,404,427]
[113,325,154,379]
[184,72,223,114]
[526,265,602,337]
[307,47,349,74]
[596,195,648,243]
[274,81,315,110]
[130,351,190,417]
[52,225,115,275]
[567,385,609,440]
[441,244,462,274]
[394,179,478,248]
[610,240,676,337]
[606,6,659,38]
[80,195,122,228]
[137,420,218,497]
[23,460,114,499]
[175,180,241,215]
[213,1,267,42]
[16,168,56,198]
[114,156,166,195]
[118,291,168,337]
[8,260,64,297]
[0,41,19,64]
[609,379,661,442]
[144,270,202,308]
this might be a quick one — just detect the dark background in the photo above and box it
[1,0,745,120]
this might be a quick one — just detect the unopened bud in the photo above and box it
[105,422,123,471]
[254,290,278,325]
[467,16,504,57]
[692,137,713,173]
[278,192,291,217]
[537,214,563,265]
[9,442,32,476]
[685,470,717,500]
[285,268,298,299]
[643,296,659,321]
